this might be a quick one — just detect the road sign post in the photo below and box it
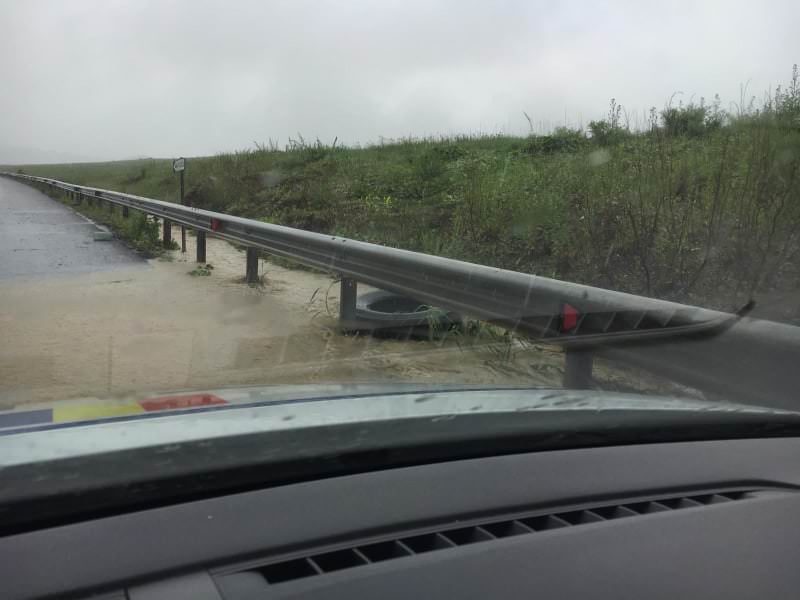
[173,157,186,253]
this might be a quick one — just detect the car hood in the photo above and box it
[0,384,795,467]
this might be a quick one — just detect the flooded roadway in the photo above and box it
[0,180,692,408]
[0,176,144,279]
[0,232,567,407]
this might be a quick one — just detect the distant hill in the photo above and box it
[0,145,96,166]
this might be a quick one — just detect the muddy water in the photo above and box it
[0,232,691,408]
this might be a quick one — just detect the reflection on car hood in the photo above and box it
[0,384,794,467]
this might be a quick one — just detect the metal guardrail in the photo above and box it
[4,172,800,409]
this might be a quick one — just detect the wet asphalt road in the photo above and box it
[0,176,144,280]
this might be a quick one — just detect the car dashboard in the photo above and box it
[3,436,800,599]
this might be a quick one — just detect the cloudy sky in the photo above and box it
[0,0,797,162]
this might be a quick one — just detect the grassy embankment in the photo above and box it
[12,67,800,321]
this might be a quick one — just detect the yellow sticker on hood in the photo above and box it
[53,403,145,423]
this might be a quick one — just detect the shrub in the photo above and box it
[117,212,161,255]
[523,127,586,155]
[661,105,709,137]
[771,64,800,129]
[661,96,728,138]
[589,99,630,146]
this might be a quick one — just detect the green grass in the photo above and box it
[188,264,214,276]
[9,67,800,321]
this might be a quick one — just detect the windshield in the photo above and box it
[1,2,799,451]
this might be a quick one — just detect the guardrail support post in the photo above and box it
[162,219,172,248]
[245,248,259,283]
[122,206,129,218]
[196,231,206,263]
[339,277,358,331]
[563,349,594,389]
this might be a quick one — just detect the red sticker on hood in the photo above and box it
[139,394,227,412]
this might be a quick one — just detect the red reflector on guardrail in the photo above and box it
[211,218,220,232]
[561,303,580,333]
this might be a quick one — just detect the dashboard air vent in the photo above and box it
[217,489,758,592]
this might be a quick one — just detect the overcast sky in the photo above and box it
[0,0,797,162]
